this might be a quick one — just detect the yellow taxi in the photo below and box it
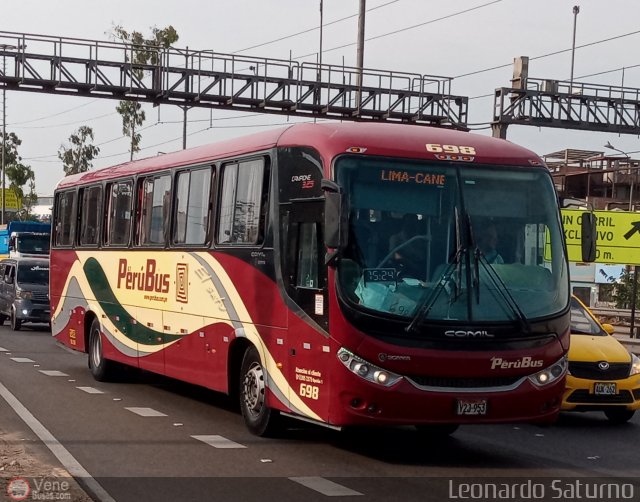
[562,296,640,423]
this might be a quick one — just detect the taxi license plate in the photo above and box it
[594,382,617,395]
[456,399,488,416]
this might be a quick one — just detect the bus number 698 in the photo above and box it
[299,383,319,400]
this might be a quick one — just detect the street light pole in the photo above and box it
[569,5,580,93]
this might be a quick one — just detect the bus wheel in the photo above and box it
[604,408,635,424]
[240,346,280,436]
[88,318,115,382]
[415,424,459,437]
[10,309,21,331]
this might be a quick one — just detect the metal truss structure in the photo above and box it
[0,31,468,128]
[492,78,640,138]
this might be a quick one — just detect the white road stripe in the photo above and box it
[191,435,247,449]
[39,370,69,377]
[0,347,7,351]
[10,357,35,363]
[0,381,116,502]
[125,407,167,417]
[77,386,104,394]
[290,477,363,497]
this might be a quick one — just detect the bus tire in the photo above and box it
[88,318,115,382]
[604,408,635,424]
[10,308,21,331]
[239,346,280,436]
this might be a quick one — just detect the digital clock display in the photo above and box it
[363,268,397,284]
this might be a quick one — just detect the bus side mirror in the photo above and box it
[322,180,347,265]
[581,212,596,262]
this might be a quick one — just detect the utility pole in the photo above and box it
[632,267,639,338]
[181,105,191,150]
[356,0,366,107]
[319,0,324,71]
[1,77,5,225]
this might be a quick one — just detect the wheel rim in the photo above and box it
[242,361,265,418]
[91,329,102,369]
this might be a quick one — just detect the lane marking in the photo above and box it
[191,435,247,449]
[10,357,35,363]
[125,407,167,417]
[39,370,69,377]
[0,347,7,351]
[0,381,116,502]
[290,477,363,497]
[77,386,104,394]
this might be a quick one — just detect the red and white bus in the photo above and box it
[51,122,571,436]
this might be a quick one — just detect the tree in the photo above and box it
[1,131,35,216]
[612,268,640,310]
[115,101,145,160]
[20,179,38,220]
[111,24,179,160]
[58,126,100,176]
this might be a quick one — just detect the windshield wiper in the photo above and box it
[405,239,466,334]
[475,253,531,334]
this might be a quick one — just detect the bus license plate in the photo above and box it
[594,382,617,395]
[456,399,487,416]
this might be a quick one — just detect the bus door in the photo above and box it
[284,200,331,420]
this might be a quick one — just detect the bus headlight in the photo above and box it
[630,354,640,376]
[528,356,567,387]
[337,348,402,387]
[16,289,32,300]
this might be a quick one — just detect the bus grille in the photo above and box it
[407,375,521,389]
[31,291,49,303]
[568,362,630,380]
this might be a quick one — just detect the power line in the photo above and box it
[13,112,116,130]
[453,29,640,81]
[295,0,503,60]
[7,99,101,126]
[232,0,400,54]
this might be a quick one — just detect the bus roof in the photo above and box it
[56,123,544,189]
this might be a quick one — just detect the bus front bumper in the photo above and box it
[330,373,564,427]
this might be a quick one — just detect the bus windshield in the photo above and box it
[336,156,568,326]
[17,234,50,255]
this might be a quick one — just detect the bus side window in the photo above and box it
[78,185,102,247]
[104,181,133,247]
[136,175,171,246]
[53,191,76,247]
[173,167,212,245]
[217,158,268,245]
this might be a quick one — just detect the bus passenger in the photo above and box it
[477,223,504,264]
[388,214,427,279]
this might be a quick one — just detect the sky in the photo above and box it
[2,0,640,195]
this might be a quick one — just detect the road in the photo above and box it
[1,325,640,502]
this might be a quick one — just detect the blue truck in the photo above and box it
[0,221,51,259]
